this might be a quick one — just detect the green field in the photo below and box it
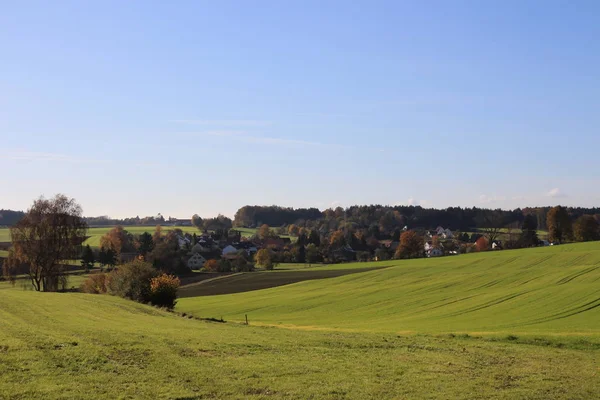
[2,241,600,398]
[0,286,598,399]
[178,242,600,336]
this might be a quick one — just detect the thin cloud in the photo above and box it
[545,188,566,198]
[171,119,273,127]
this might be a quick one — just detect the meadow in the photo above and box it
[177,242,600,336]
[0,286,598,399]
[2,240,600,398]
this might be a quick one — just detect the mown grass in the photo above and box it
[178,242,600,336]
[0,288,598,399]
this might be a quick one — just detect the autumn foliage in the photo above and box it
[394,230,424,259]
[81,273,109,294]
[475,236,489,252]
[150,274,181,308]
[204,259,219,272]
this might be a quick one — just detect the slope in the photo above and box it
[0,288,598,399]
[177,242,600,335]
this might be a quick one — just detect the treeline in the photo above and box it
[234,206,322,227]
[84,215,167,226]
[0,210,25,227]
[234,204,600,233]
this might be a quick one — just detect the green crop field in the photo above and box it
[0,286,598,399]
[178,242,600,336]
[2,242,600,398]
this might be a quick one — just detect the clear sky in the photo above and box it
[1,1,599,218]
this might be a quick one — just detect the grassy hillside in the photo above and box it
[0,288,598,399]
[178,242,600,336]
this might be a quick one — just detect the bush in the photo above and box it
[107,260,158,303]
[217,259,232,273]
[204,259,219,272]
[150,274,180,308]
[81,273,109,294]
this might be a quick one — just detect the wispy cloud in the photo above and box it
[545,188,566,198]
[171,119,273,127]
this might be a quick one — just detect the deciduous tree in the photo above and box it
[136,232,154,258]
[258,224,273,240]
[573,215,599,242]
[9,194,88,291]
[394,231,423,259]
[547,206,573,243]
[255,248,274,270]
[329,230,346,247]
[520,214,539,247]
[475,236,489,252]
[100,225,134,257]
[191,214,203,230]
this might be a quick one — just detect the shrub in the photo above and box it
[81,273,109,294]
[217,259,232,273]
[204,259,219,272]
[107,260,158,303]
[150,274,180,308]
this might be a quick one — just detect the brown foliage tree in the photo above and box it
[258,224,273,240]
[547,206,573,243]
[394,230,424,259]
[9,194,87,291]
[100,225,134,257]
[475,236,489,252]
[204,259,219,272]
[573,215,600,242]
[255,248,274,270]
[329,230,346,247]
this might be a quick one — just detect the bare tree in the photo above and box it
[479,211,504,246]
[9,194,87,291]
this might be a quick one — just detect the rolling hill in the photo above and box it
[0,285,598,399]
[177,242,600,336]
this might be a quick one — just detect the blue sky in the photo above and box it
[1,1,599,218]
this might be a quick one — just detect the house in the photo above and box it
[168,218,192,226]
[428,248,444,257]
[187,253,206,270]
[177,235,191,249]
[222,245,238,256]
[539,240,550,247]
[424,242,444,257]
[492,241,503,250]
[443,229,454,239]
